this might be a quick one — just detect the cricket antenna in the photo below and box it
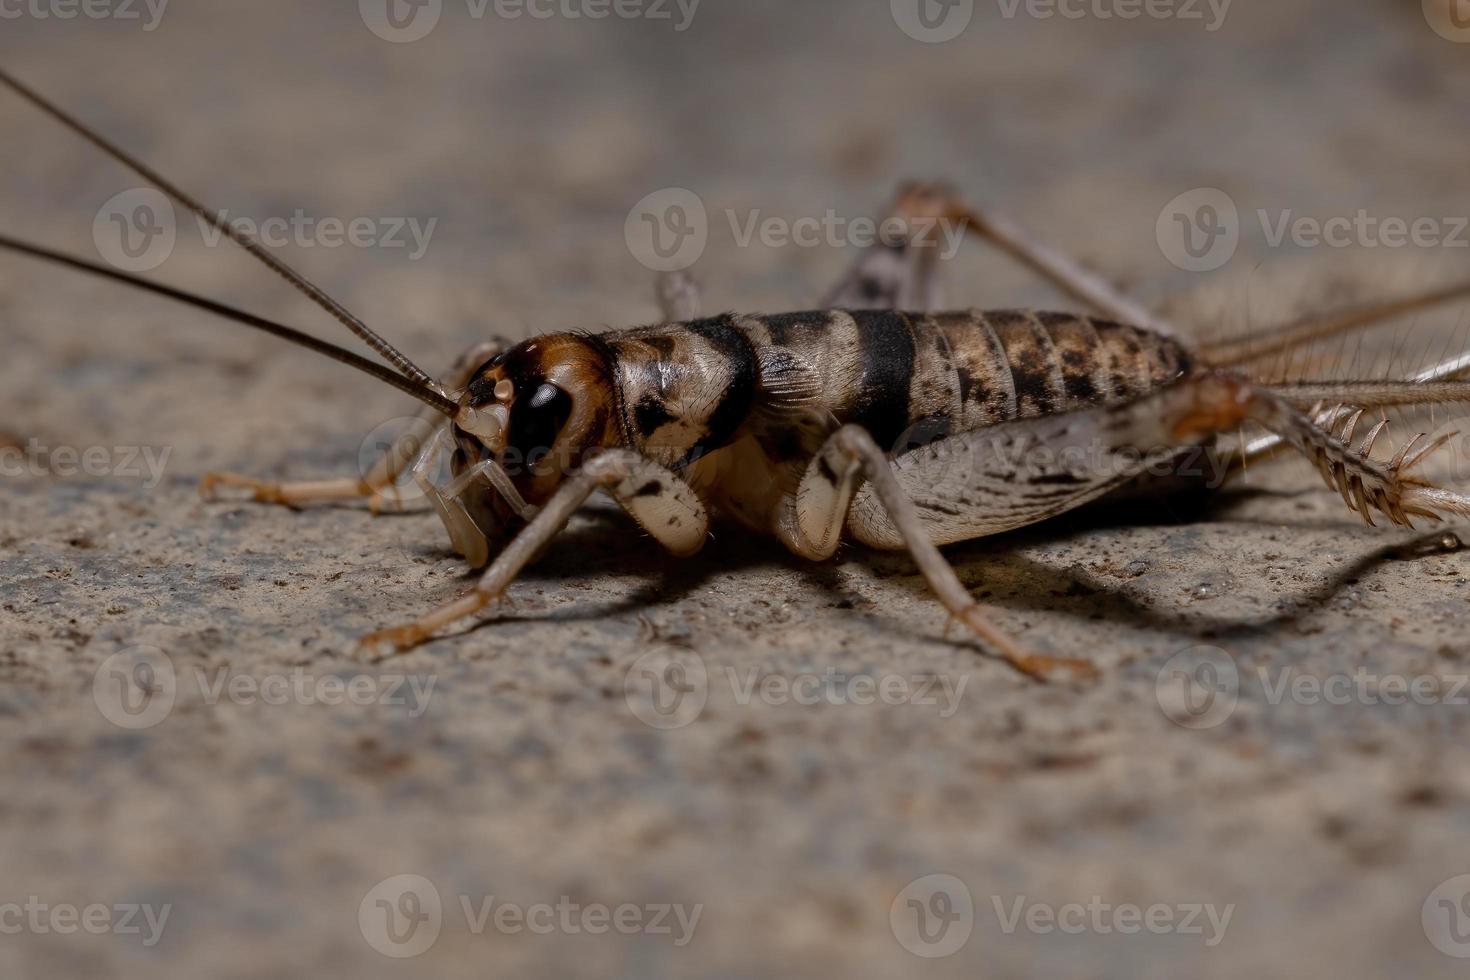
[0,233,460,417]
[0,66,442,394]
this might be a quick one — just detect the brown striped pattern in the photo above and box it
[594,308,1192,468]
[728,309,1192,451]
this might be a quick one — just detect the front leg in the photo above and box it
[358,450,708,656]
[774,425,1096,683]
[201,340,505,511]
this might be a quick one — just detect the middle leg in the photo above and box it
[775,423,1098,682]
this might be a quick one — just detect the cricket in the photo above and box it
[5,66,1470,683]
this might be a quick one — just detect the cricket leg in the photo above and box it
[657,270,703,321]
[775,423,1097,682]
[823,181,1175,335]
[1160,372,1470,527]
[200,340,504,510]
[357,450,708,656]
[821,183,946,311]
[1224,352,1470,472]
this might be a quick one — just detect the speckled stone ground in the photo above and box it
[3,1,1470,977]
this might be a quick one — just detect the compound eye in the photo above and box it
[512,382,574,456]
[529,382,562,411]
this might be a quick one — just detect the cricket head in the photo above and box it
[451,333,621,544]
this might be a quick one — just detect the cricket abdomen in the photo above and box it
[600,308,1191,489]
[736,308,1193,454]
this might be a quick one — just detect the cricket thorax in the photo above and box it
[604,315,760,469]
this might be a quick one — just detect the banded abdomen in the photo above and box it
[603,309,1192,469]
[736,309,1193,454]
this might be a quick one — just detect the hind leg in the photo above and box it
[200,340,504,511]
[822,180,1175,334]
[775,379,1470,679]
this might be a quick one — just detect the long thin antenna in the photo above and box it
[1201,277,1470,367]
[0,66,442,393]
[0,234,459,416]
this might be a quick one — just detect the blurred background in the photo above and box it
[3,1,1470,977]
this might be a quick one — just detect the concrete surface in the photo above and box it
[3,1,1470,976]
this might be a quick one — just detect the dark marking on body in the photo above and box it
[816,454,839,486]
[634,395,677,437]
[846,309,916,448]
[893,413,952,455]
[679,314,758,462]
[759,310,836,347]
